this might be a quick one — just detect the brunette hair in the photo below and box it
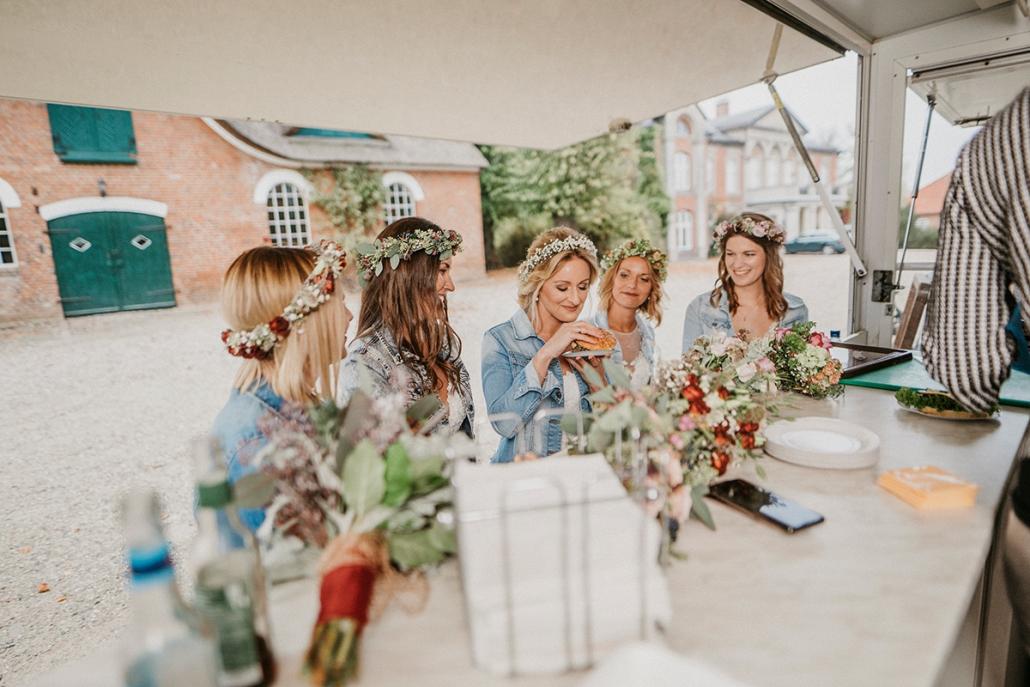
[598,257,664,326]
[709,212,787,320]
[517,227,599,327]
[356,217,461,392]
[222,246,349,403]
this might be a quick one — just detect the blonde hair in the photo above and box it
[598,257,664,326]
[221,246,349,403]
[517,227,599,326]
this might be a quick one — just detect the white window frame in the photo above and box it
[746,145,764,190]
[265,182,310,247]
[0,177,21,269]
[252,169,313,204]
[671,210,695,251]
[765,148,781,188]
[673,152,691,192]
[676,117,691,137]
[384,182,417,224]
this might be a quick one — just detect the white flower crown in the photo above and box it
[221,240,347,359]
[517,233,598,283]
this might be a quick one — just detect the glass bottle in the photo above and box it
[121,489,219,687]
[192,437,276,686]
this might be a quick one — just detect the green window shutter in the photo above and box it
[47,104,137,164]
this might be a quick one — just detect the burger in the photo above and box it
[569,329,617,354]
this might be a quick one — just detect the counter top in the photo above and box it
[31,387,1030,687]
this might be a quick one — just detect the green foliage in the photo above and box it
[898,205,939,248]
[341,439,386,518]
[895,387,997,415]
[382,443,412,507]
[480,125,671,267]
[305,166,385,245]
[388,522,455,572]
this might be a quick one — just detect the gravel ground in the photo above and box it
[0,253,859,685]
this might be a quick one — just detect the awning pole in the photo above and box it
[762,25,868,278]
[895,95,936,289]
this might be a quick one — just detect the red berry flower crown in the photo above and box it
[713,216,785,245]
[220,240,348,359]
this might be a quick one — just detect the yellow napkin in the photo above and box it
[877,466,978,510]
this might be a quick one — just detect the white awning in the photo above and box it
[0,0,839,149]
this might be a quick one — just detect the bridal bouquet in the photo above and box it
[683,331,778,395]
[568,356,770,561]
[768,321,844,399]
[254,390,474,686]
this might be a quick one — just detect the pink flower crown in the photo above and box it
[220,240,347,359]
[713,216,785,245]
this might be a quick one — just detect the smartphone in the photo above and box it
[708,479,824,533]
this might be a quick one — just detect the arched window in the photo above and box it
[0,178,22,267]
[676,117,691,137]
[384,182,416,223]
[266,182,310,247]
[673,152,691,192]
[671,210,695,251]
[766,149,781,187]
[783,154,797,186]
[746,147,764,190]
[706,152,716,191]
[725,153,740,195]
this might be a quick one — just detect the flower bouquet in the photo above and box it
[568,355,772,561]
[254,390,474,685]
[768,321,844,399]
[683,331,778,395]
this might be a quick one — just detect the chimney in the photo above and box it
[716,100,730,118]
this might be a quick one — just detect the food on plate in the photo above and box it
[568,329,616,354]
[895,387,998,420]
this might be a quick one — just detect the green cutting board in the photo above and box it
[842,358,1030,408]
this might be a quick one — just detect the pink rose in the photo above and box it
[775,327,790,342]
[678,414,696,431]
[669,433,685,451]
[757,356,776,373]
[808,331,832,350]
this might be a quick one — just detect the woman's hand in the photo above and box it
[532,321,607,385]
[568,354,609,393]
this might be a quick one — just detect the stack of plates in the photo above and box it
[764,417,880,469]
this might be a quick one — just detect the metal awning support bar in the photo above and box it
[762,24,868,278]
[895,95,936,287]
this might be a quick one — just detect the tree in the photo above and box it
[479,125,670,267]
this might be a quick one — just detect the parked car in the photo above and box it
[785,232,846,255]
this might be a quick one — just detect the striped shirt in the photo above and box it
[922,88,1030,414]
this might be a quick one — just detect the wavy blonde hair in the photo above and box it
[518,227,599,326]
[222,246,349,403]
[710,211,787,320]
[598,257,664,326]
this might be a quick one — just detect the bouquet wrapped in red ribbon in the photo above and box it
[255,390,472,685]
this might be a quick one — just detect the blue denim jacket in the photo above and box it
[482,309,593,463]
[211,381,287,540]
[590,309,658,384]
[682,290,809,353]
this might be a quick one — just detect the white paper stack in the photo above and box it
[453,455,671,676]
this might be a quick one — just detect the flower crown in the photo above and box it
[714,216,785,245]
[517,232,597,283]
[220,240,347,359]
[601,239,668,282]
[355,228,463,287]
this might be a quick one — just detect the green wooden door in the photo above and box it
[48,214,122,316]
[47,212,176,316]
[110,213,176,310]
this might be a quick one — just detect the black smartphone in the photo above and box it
[708,479,824,533]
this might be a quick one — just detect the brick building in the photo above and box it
[0,98,487,322]
[661,102,844,259]
[911,173,951,232]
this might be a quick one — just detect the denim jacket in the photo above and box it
[482,309,593,463]
[682,290,809,353]
[211,381,287,541]
[590,309,659,385]
[338,327,475,437]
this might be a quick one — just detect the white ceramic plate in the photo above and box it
[764,417,880,469]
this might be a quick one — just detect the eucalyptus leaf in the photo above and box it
[440,250,453,261]
[427,522,457,554]
[588,387,617,405]
[341,439,386,517]
[690,485,716,530]
[374,260,384,276]
[388,530,446,571]
[383,443,413,507]
[356,504,397,533]
[755,463,767,480]
[231,473,277,509]
[588,423,613,452]
[408,455,446,495]
[384,510,428,534]
[602,358,631,390]
[580,362,605,390]
[389,253,401,270]
[407,395,443,427]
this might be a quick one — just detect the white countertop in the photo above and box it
[31,387,1030,687]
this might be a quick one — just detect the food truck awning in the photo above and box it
[0,0,841,150]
